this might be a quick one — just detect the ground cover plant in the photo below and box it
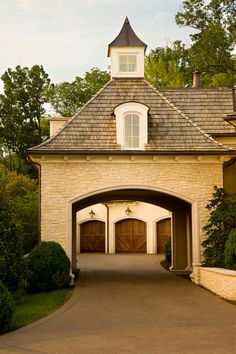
[8,288,72,331]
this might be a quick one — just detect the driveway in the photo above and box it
[0,254,235,354]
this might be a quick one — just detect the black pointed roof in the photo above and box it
[108,17,147,56]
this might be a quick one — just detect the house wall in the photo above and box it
[38,154,224,266]
[224,158,236,194]
[76,202,171,254]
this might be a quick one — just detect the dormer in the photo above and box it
[108,17,147,79]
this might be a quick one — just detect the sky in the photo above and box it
[0,0,195,92]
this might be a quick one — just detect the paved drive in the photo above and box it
[0,254,236,354]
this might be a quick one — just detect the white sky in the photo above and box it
[0,0,194,92]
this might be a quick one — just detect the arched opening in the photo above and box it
[69,186,197,274]
[115,218,146,253]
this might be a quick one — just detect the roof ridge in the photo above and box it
[143,79,233,151]
[29,79,113,151]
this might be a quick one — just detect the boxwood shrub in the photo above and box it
[27,241,71,292]
[0,280,15,330]
[224,228,236,270]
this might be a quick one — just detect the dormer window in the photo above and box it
[115,102,149,150]
[119,54,137,73]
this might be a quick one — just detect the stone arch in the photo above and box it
[68,185,199,273]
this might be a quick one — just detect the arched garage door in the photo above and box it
[116,219,146,253]
[80,221,105,252]
[156,218,171,254]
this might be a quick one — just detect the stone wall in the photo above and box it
[38,155,223,259]
[193,266,236,301]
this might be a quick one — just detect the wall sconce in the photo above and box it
[125,206,132,216]
[89,209,95,218]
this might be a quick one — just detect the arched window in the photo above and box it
[114,102,149,150]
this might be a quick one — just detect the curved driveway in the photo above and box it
[0,254,236,354]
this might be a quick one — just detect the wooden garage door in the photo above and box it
[116,219,146,253]
[156,218,171,254]
[80,221,105,252]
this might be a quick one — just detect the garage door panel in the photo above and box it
[80,221,105,252]
[133,234,146,252]
[94,235,106,251]
[116,219,146,253]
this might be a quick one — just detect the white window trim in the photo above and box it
[115,102,148,150]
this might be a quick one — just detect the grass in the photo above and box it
[8,288,72,331]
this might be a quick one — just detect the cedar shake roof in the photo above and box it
[108,17,147,56]
[159,88,235,135]
[29,79,235,155]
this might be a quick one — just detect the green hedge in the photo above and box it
[0,280,15,330]
[224,228,236,270]
[27,241,71,292]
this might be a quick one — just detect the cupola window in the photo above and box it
[119,55,137,73]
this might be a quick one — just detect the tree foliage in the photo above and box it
[0,165,38,255]
[202,186,236,268]
[0,65,50,161]
[175,0,236,86]
[46,67,110,116]
[145,41,189,87]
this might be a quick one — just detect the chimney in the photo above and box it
[49,117,69,137]
[192,71,201,88]
[232,87,236,112]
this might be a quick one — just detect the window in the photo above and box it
[119,55,137,72]
[124,114,139,148]
[114,102,149,150]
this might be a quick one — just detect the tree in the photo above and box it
[176,0,236,86]
[0,165,38,255]
[202,187,236,268]
[145,41,189,87]
[46,67,110,116]
[0,65,50,161]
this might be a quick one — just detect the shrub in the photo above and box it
[27,241,71,292]
[0,224,26,292]
[202,187,236,267]
[0,280,15,330]
[224,228,236,270]
[165,238,171,263]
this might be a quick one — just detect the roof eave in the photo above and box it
[27,149,236,156]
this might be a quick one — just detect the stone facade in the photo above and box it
[37,154,224,262]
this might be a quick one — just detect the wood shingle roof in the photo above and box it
[29,79,235,155]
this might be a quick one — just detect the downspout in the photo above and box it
[104,203,109,253]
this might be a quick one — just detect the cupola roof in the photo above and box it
[108,17,147,56]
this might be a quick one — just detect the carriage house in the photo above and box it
[28,18,236,280]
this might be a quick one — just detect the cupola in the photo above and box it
[108,17,147,79]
